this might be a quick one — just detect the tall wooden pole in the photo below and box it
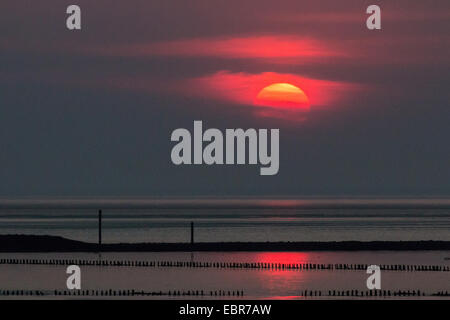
[190,221,194,245]
[98,209,102,250]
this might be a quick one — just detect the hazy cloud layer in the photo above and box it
[1,0,449,196]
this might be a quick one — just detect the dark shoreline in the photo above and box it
[1,235,450,252]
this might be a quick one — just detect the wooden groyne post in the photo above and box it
[98,209,102,251]
[190,221,194,245]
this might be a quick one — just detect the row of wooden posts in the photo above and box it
[1,289,448,297]
[0,258,448,272]
[300,289,429,297]
[301,289,450,297]
[0,289,244,297]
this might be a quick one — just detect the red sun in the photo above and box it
[255,83,310,110]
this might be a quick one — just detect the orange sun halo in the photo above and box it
[255,83,310,111]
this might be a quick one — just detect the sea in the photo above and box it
[0,197,449,243]
[0,197,449,299]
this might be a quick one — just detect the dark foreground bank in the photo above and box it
[0,300,447,319]
[1,235,450,252]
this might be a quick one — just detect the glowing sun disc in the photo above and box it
[255,83,310,110]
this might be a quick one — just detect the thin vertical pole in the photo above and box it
[190,221,194,245]
[98,210,102,249]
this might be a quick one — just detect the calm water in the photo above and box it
[0,199,449,299]
[0,251,449,299]
[0,198,449,243]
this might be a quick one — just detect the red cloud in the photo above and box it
[183,71,360,108]
[180,71,363,121]
[111,35,343,63]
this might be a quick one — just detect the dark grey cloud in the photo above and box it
[1,0,449,196]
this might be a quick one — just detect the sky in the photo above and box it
[1,0,449,197]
